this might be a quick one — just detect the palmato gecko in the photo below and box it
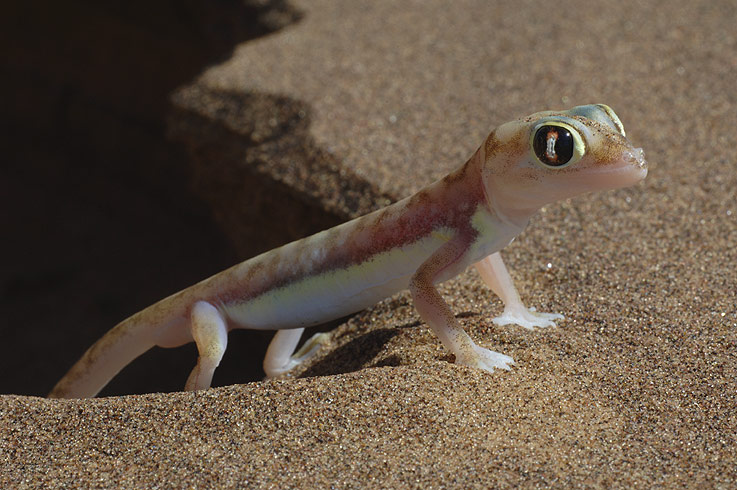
[50,104,647,398]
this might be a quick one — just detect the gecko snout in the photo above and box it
[626,147,648,179]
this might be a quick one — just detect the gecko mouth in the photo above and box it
[592,147,648,180]
[562,149,648,192]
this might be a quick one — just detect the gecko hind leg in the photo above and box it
[185,301,228,391]
[263,329,330,378]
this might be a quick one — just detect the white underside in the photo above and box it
[222,206,521,330]
[223,236,441,329]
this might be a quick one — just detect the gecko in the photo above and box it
[49,104,647,399]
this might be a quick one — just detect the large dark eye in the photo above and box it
[533,125,574,167]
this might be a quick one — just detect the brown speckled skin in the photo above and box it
[49,105,647,398]
[217,150,488,306]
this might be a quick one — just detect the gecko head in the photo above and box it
[481,104,648,223]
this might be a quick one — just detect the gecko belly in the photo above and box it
[222,233,451,330]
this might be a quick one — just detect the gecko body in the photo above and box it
[50,104,647,398]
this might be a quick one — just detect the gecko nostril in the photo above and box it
[637,148,647,169]
[627,148,647,169]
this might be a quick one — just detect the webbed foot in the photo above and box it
[493,306,563,330]
[456,343,515,372]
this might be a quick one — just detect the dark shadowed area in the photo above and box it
[0,0,308,397]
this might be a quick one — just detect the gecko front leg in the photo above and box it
[410,237,514,372]
[474,252,563,329]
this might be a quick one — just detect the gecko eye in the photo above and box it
[531,123,584,168]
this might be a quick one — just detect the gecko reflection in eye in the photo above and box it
[532,124,581,167]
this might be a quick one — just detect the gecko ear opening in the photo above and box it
[530,122,585,169]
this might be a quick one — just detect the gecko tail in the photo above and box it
[48,315,182,399]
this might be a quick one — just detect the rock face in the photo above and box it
[3,0,737,488]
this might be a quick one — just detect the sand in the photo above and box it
[2,0,736,488]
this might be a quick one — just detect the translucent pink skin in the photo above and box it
[49,105,647,398]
